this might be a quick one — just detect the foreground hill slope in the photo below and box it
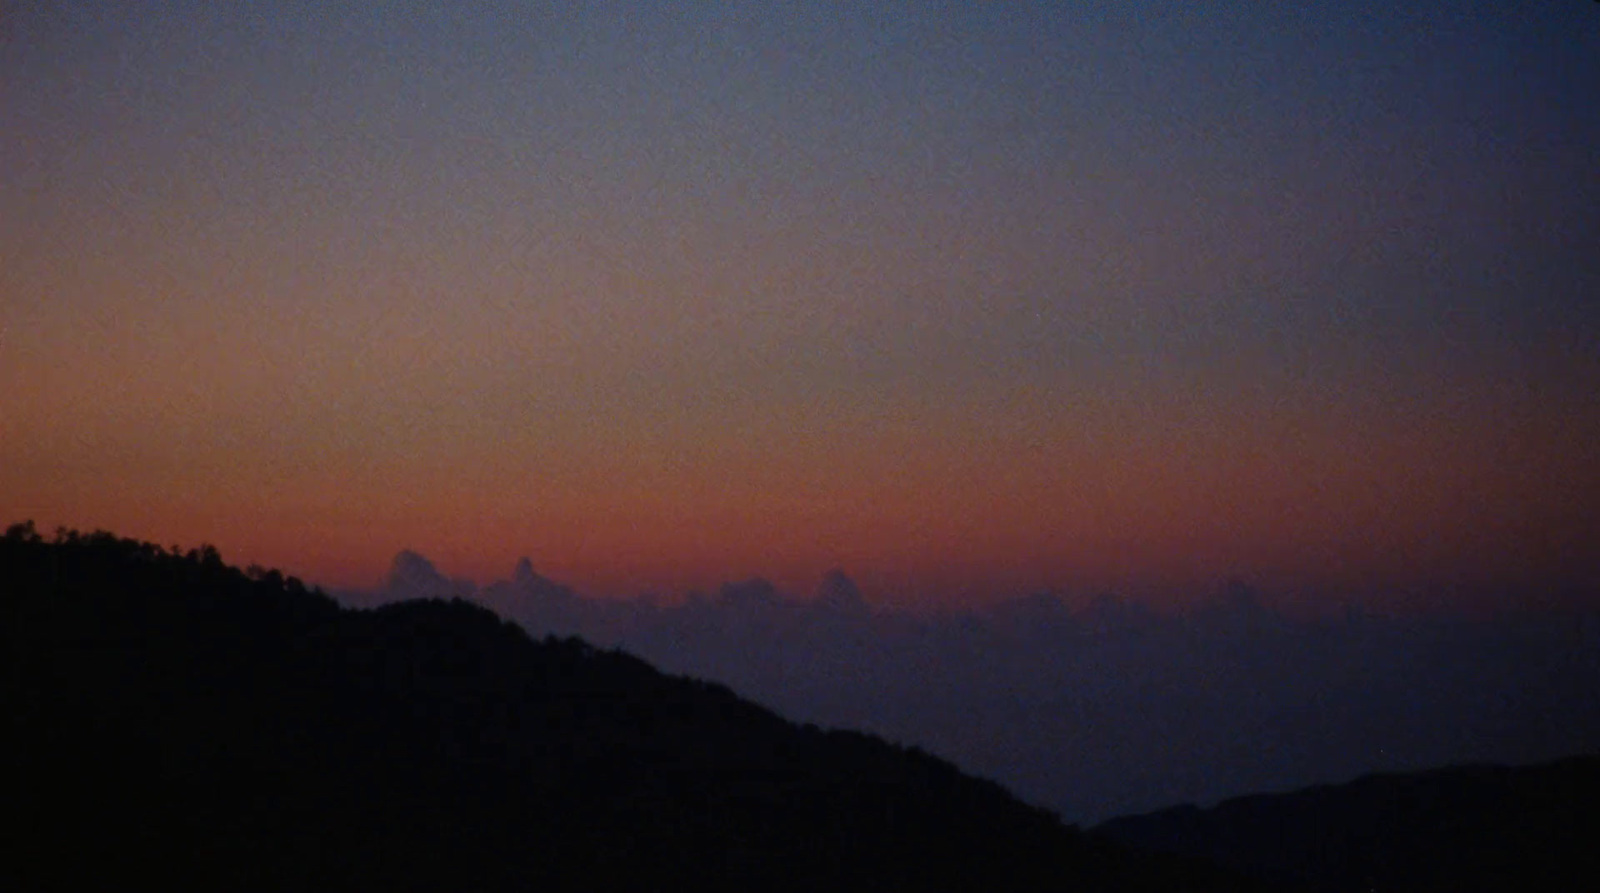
[1,524,1264,891]
[1097,755,1600,892]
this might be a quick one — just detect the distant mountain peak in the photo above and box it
[386,549,443,587]
[513,556,536,585]
[384,549,471,600]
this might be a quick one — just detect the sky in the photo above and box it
[3,2,1598,610]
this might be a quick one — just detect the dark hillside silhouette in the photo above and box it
[0,522,1270,891]
[1097,755,1600,892]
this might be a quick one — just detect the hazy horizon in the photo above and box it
[6,3,1598,612]
[318,540,1599,824]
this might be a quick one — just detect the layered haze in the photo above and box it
[343,552,1600,823]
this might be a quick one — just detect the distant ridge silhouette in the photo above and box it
[1,522,1271,891]
[1097,755,1600,892]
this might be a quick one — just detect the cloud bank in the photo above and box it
[340,556,1600,823]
